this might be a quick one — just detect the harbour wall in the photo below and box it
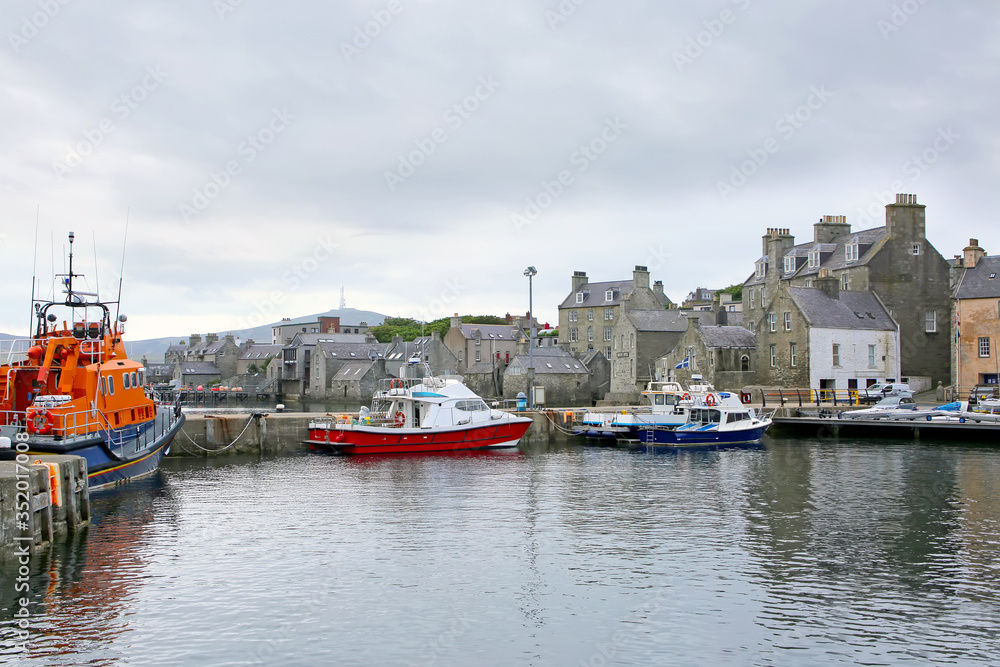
[0,455,91,558]
[169,410,586,458]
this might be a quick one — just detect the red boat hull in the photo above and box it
[306,419,532,455]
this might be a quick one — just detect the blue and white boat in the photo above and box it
[637,391,773,447]
[574,381,692,439]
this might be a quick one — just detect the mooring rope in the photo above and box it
[542,410,581,436]
[178,414,257,453]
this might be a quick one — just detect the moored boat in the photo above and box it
[307,372,533,455]
[637,391,773,447]
[0,232,184,489]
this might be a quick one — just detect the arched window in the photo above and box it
[741,355,750,372]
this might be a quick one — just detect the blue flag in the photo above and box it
[674,356,690,369]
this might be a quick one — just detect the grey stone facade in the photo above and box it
[742,195,951,385]
[655,316,757,392]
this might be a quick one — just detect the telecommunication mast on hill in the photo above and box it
[339,287,346,310]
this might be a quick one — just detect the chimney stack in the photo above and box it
[815,268,840,300]
[964,238,986,269]
[572,270,588,292]
[633,265,650,290]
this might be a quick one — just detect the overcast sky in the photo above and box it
[1,0,997,340]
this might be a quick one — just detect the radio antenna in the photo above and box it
[93,231,100,301]
[115,208,130,322]
[29,206,39,333]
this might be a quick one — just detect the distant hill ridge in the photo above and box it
[0,308,387,364]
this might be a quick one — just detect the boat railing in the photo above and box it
[0,402,179,452]
[1,338,33,365]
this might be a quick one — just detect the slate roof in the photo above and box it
[788,288,896,330]
[317,342,390,360]
[626,310,711,332]
[955,255,1000,299]
[240,344,284,360]
[746,227,887,287]
[145,363,174,376]
[179,361,222,375]
[559,280,633,309]
[508,349,587,375]
[331,361,374,381]
[698,326,756,349]
[457,324,521,341]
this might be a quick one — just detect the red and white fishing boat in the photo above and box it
[306,373,533,455]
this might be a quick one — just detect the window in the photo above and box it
[769,344,777,367]
[783,312,791,331]
[925,310,937,333]
[570,327,578,342]
[576,293,584,304]
[588,310,594,321]
[980,337,991,358]
[604,308,613,321]
[605,347,611,359]
[604,326,612,341]
[741,355,750,372]
[755,260,766,279]
[569,310,577,322]
[131,371,138,389]
[846,241,859,262]
[869,344,877,368]
[912,243,921,256]
[783,256,795,274]
[605,290,614,301]
[748,321,755,333]
[108,375,115,395]
[749,290,756,308]
[790,343,797,367]
[841,273,850,290]
[807,249,820,269]
[475,351,481,362]
[475,336,481,346]
[760,287,765,308]
[588,327,593,342]
[804,278,813,288]
[832,343,840,367]
[458,351,463,362]
[123,372,130,390]
[768,313,777,332]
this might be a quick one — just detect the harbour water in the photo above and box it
[3,436,1000,665]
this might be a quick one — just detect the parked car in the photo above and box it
[969,385,999,403]
[859,382,913,404]
[842,395,918,418]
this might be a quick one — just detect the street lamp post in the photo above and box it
[524,266,537,409]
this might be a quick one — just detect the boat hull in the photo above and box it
[307,418,532,455]
[20,409,185,490]
[638,423,770,447]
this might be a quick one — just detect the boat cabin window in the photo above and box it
[654,394,665,405]
[108,375,115,395]
[455,399,489,412]
[131,372,138,389]
[124,373,131,390]
[100,376,106,395]
[726,412,750,423]
[691,409,721,424]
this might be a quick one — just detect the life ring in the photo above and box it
[682,393,691,402]
[389,379,404,389]
[27,408,53,435]
[705,394,717,407]
[394,411,406,427]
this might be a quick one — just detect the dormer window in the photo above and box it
[576,292,584,304]
[605,290,614,301]
[845,241,859,262]
[783,256,796,274]
[755,259,766,279]
[807,249,820,269]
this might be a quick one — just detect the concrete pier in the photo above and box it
[170,409,582,458]
[1,454,90,558]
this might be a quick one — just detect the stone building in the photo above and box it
[752,274,900,392]
[167,333,241,380]
[236,340,284,375]
[503,347,593,407]
[385,333,459,378]
[304,339,391,400]
[443,318,523,377]
[327,360,389,404]
[173,360,222,389]
[655,316,757,392]
[742,194,951,385]
[952,239,1000,389]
